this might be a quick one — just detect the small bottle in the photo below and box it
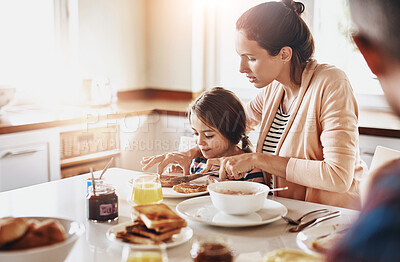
[190,237,234,262]
[87,184,118,222]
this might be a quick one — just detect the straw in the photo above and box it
[99,157,114,180]
[90,167,96,195]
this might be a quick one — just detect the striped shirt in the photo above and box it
[262,104,290,188]
[190,157,265,184]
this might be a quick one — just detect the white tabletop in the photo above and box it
[0,168,359,261]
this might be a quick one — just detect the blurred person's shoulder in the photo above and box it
[364,158,400,211]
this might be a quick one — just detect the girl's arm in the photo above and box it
[141,146,202,175]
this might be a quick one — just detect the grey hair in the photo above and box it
[349,0,400,61]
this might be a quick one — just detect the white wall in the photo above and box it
[78,0,147,91]
[78,0,192,92]
[145,0,192,91]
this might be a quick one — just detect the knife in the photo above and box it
[169,170,219,183]
[288,210,341,232]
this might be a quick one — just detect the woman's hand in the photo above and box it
[202,153,259,180]
[141,146,201,175]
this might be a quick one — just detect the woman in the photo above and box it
[142,0,367,209]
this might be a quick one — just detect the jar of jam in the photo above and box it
[87,184,118,222]
[190,237,234,262]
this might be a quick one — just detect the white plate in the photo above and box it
[106,222,193,249]
[162,174,209,198]
[176,196,287,227]
[296,223,350,256]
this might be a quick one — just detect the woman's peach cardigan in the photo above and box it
[246,60,368,209]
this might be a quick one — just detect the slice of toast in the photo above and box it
[125,224,181,242]
[128,219,179,234]
[172,183,207,193]
[160,174,182,187]
[116,231,158,245]
[311,231,345,254]
[133,203,187,232]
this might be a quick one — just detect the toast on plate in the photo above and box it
[160,174,182,187]
[133,203,187,232]
[311,230,346,254]
[125,223,181,242]
[115,203,187,245]
[116,231,158,245]
[172,183,207,194]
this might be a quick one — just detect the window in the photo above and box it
[204,0,389,110]
[312,0,388,110]
[0,0,79,105]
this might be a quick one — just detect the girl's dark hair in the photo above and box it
[189,87,252,153]
[236,0,314,85]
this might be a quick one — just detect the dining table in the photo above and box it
[0,168,359,261]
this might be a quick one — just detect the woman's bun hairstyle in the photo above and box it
[236,0,314,85]
[281,0,305,16]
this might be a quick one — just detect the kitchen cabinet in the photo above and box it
[359,134,400,167]
[59,120,121,178]
[0,129,60,191]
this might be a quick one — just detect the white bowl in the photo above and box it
[0,217,85,262]
[208,181,270,215]
[0,87,16,111]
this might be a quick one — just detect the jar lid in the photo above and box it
[88,183,115,195]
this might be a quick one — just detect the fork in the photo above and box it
[281,208,329,225]
[288,210,341,232]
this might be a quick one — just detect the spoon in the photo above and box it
[269,186,289,192]
[281,208,329,225]
[99,157,114,180]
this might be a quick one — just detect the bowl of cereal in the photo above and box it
[207,181,270,215]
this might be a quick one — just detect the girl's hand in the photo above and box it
[141,147,201,175]
[165,164,183,174]
[202,153,258,180]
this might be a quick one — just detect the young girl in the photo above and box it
[187,87,264,183]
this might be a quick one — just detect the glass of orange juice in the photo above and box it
[121,244,168,262]
[132,174,163,205]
